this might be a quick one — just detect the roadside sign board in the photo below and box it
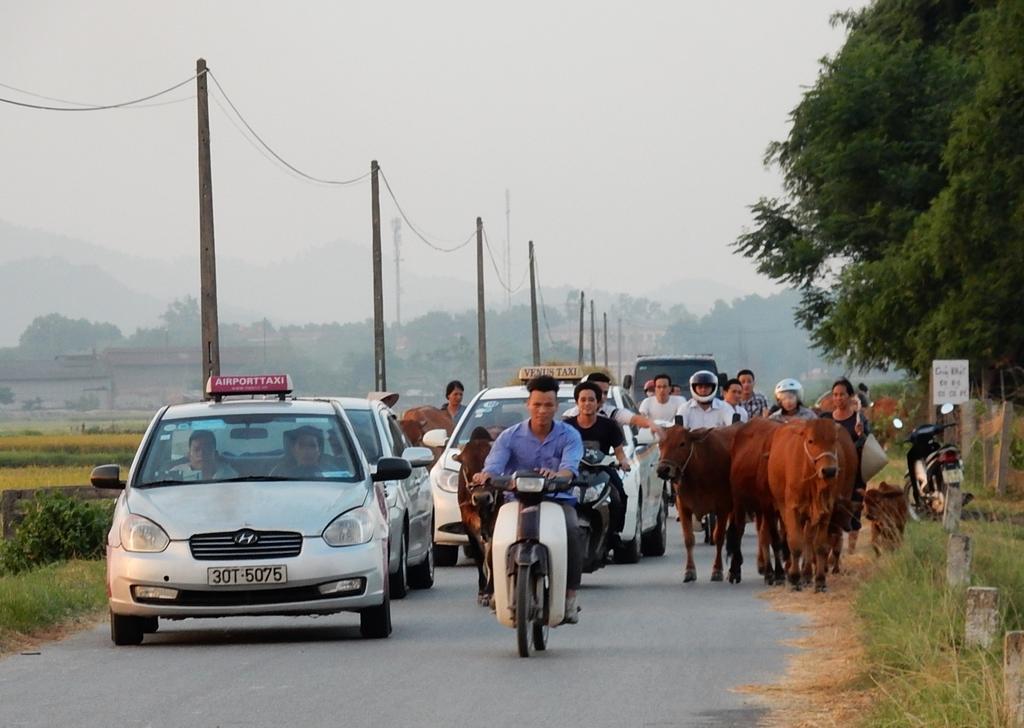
[932,360,969,405]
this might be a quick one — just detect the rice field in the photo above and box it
[0,430,141,492]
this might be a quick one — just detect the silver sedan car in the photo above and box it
[93,394,411,645]
[331,397,435,598]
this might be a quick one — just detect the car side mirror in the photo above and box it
[892,418,904,430]
[422,428,449,449]
[91,464,125,490]
[635,428,655,446]
[622,374,633,390]
[402,446,434,468]
[372,457,412,482]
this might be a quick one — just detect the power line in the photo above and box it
[377,167,475,253]
[0,73,200,111]
[482,226,528,294]
[0,80,195,109]
[206,69,369,186]
[531,250,558,347]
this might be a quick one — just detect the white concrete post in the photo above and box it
[943,485,963,533]
[946,533,972,587]
[965,587,998,649]
[1006,631,1024,727]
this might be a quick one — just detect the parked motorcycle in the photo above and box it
[893,403,970,518]
[574,449,615,573]
[490,471,577,657]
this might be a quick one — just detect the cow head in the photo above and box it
[453,427,493,507]
[656,418,711,481]
[800,419,842,481]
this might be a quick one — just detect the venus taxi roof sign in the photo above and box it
[517,365,583,381]
[206,374,293,400]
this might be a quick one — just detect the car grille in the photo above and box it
[189,531,303,560]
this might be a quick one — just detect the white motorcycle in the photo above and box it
[489,471,576,657]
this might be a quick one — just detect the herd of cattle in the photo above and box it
[395,400,911,601]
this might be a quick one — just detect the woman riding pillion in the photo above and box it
[768,379,817,422]
[472,375,586,623]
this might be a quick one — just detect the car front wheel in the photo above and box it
[110,612,145,646]
[433,544,459,567]
[360,594,392,638]
[389,530,409,599]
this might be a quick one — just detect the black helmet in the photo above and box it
[688,370,718,404]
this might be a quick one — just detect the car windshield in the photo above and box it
[344,409,383,465]
[136,413,362,486]
[453,395,575,446]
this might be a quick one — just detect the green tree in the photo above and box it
[732,1,1021,382]
[18,313,123,357]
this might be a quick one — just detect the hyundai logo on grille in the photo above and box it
[234,529,259,546]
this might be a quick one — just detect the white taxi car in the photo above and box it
[93,375,411,645]
[425,367,668,566]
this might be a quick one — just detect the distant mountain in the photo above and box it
[0,219,756,345]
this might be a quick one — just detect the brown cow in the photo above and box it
[400,406,455,462]
[863,482,909,554]
[728,418,787,585]
[452,427,500,606]
[767,419,856,592]
[657,421,739,583]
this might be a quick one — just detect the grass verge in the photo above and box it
[0,560,106,654]
[854,519,1024,726]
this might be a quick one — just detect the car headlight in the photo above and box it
[434,468,460,493]
[323,507,374,547]
[120,514,170,553]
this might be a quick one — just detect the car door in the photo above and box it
[621,389,660,529]
[385,410,431,561]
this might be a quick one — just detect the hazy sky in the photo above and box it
[0,1,868,301]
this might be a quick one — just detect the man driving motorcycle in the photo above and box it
[472,374,586,623]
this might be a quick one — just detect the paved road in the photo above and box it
[0,526,801,728]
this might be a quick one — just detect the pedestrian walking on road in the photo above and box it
[441,380,466,422]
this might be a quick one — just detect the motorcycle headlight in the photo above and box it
[515,475,545,493]
[323,507,374,547]
[434,468,460,493]
[584,485,603,504]
[120,514,170,553]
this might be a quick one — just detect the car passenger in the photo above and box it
[272,426,325,478]
[172,430,238,481]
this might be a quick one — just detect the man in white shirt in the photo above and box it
[721,377,749,424]
[679,371,734,429]
[639,373,686,423]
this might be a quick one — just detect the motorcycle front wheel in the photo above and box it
[516,563,534,657]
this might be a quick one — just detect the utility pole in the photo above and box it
[476,217,488,389]
[196,58,220,393]
[577,291,585,364]
[529,240,540,365]
[590,299,596,366]
[603,312,608,369]
[391,217,402,327]
[371,160,386,391]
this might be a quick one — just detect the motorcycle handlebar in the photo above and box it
[480,472,576,493]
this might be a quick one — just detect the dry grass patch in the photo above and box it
[737,547,877,727]
[0,467,94,491]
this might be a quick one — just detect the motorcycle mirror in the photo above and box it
[892,418,904,430]
[940,402,955,415]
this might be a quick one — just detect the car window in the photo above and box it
[386,416,407,457]
[136,412,361,485]
[345,409,384,464]
[453,396,575,446]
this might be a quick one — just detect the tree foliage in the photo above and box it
[18,313,122,358]
[735,0,1023,385]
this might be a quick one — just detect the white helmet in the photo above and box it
[774,378,804,403]
[689,370,718,404]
